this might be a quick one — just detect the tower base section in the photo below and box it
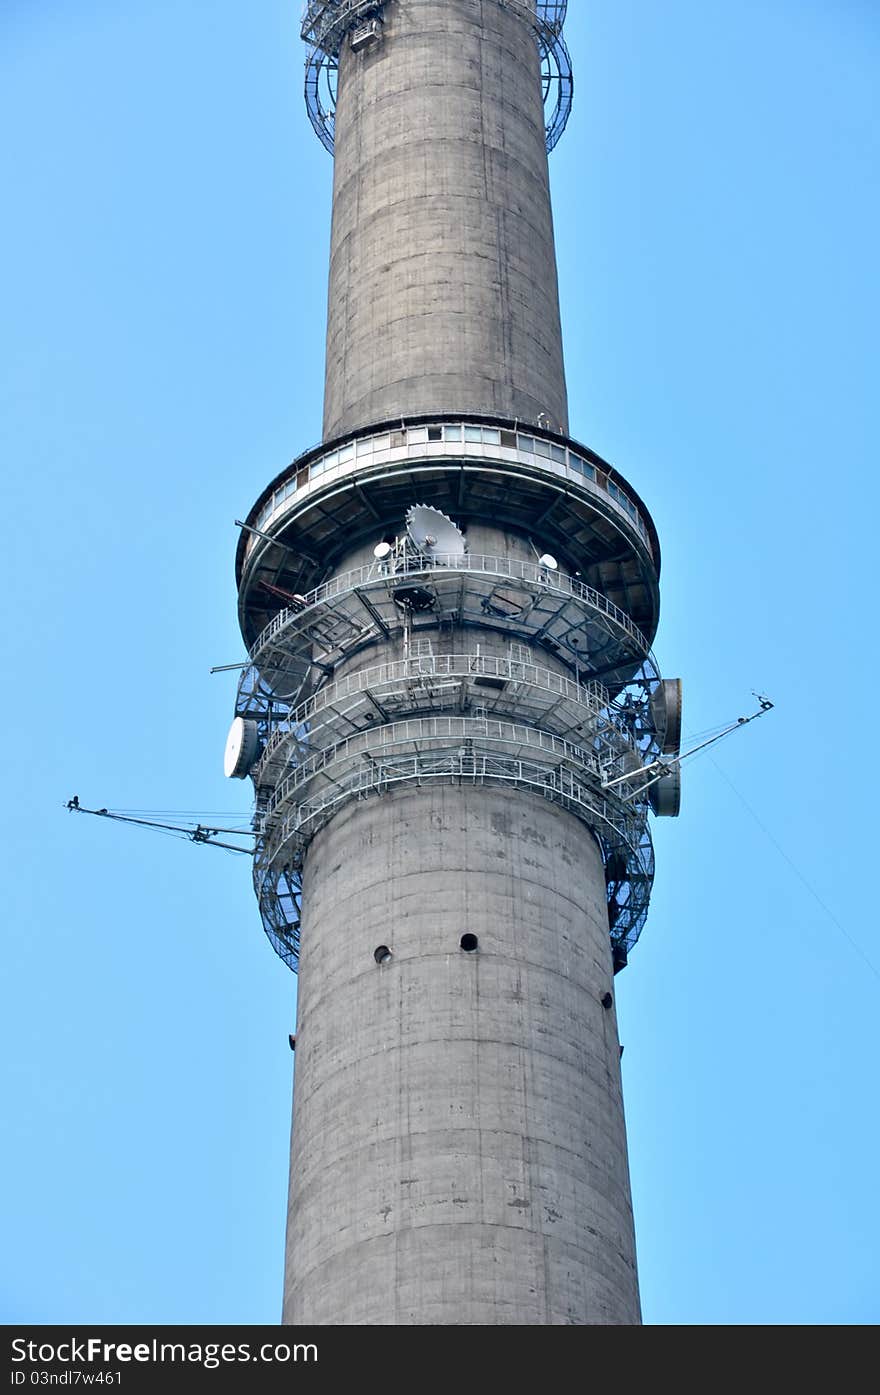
[282,784,641,1325]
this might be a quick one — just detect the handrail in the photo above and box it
[249,553,651,667]
[258,751,653,896]
[261,714,612,820]
[302,1,566,55]
[245,421,653,561]
[251,651,620,783]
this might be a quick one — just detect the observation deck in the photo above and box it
[236,413,661,656]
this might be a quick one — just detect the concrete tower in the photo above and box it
[225,0,681,1326]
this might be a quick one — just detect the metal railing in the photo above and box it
[301,3,574,156]
[303,1,567,55]
[245,420,653,562]
[302,1,383,53]
[253,747,655,956]
[251,651,614,779]
[261,714,609,820]
[250,553,651,668]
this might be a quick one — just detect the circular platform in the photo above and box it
[253,752,654,973]
[244,551,653,711]
[236,415,660,654]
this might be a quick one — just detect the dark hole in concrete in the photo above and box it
[460,933,479,953]
[374,945,392,965]
[393,585,435,611]
[601,991,613,1010]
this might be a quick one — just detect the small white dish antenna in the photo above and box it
[373,541,393,560]
[539,553,558,570]
[405,505,466,561]
[224,716,260,779]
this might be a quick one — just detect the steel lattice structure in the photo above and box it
[301,0,574,155]
[233,541,674,969]
[227,8,682,996]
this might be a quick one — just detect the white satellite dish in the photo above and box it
[224,716,260,779]
[373,541,392,560]
[539,553,558,570]
[405,505,466,561]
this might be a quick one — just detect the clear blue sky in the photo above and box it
[2,0,878,1325]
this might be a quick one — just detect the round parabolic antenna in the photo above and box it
[405,505,466,562]
[649,761,682,818]
[650,677,683,754]
[224,716,260,779]
[373,541,392,560]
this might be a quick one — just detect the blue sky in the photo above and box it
[2,0,878,1324]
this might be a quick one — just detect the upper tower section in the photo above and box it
[303,1,573,440]
[229,5,678,981]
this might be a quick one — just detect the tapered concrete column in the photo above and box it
[233,0,657,1329]
[283,783,640,1326]
[323,0,569,439]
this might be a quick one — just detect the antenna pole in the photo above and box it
[603,697,775,799]
[66,801,255,853]
[402,606,411,663]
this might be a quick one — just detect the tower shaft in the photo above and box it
[286,783,640,1324]
[324,0,568,437]
[230,0,675,1326]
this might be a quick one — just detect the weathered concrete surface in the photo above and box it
[282,510,643,1324]
[283,784,641,1325]
[278,1,644,1327]
[323,0,569,439]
